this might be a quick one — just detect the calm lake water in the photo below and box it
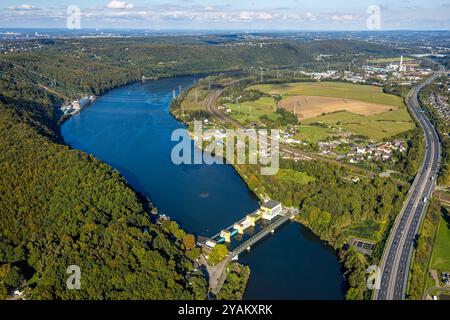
[61,77,345,300]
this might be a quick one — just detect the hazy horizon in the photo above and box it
[1,0,449,31]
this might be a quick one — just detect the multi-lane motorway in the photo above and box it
[375,70,444,300]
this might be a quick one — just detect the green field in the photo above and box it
[303,109,414,141]
[294,125,333,143]
[342,220,385,242]
[431,212,450,271]
[248,82,404,107]
[180,86,210,112]
[227,97,279,124]
[227,81,414,141]
[369,57,415,64]
[276,169,316,185]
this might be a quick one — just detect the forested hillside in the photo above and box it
[0,50,209,299]
[2,39,315,98]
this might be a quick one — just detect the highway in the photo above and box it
[375,69,444,300]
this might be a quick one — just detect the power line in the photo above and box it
[0,58,55,82]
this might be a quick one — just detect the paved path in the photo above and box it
[423,286,450,300]
[199,253,231,297]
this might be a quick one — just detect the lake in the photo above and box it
[61,77,345,300]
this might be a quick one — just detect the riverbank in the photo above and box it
[62,77,344,300]
[169,79,350,299]
[170,77,414,300]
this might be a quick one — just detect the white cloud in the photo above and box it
[238,11,274,21]
[106,1,134,10]
[305,12,316,21]
[330,14,357,21]
[8,4,37,10]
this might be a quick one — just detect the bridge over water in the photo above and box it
[198,202,298,296]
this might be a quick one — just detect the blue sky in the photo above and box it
[1,0,449,30]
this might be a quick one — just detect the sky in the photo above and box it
[0,0,449,30]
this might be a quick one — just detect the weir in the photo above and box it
[199,201,299,296]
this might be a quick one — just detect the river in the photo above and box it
[61,77,345,300]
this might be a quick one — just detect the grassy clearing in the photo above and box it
[180,87,210,112]
[342,220,384,242]
[276,169,316,185]
[294,125,333,143]
[249,82,404,107]
[344,122,414,141]
[303,109,414,141]
[227,97,279,124]
[431,210,450,271]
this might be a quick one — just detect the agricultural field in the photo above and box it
[430,210,450,272]
[279,95,397,120]
[302,110,414,141]
[248,82,404,107]
[245,81,413,141]
[294,125,334,143]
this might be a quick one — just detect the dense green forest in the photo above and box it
[218,263,251,300]
[0,44,217,299]
[1,39,315,98]
[235,157,407,299]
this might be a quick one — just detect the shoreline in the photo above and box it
[60,76,346,300]
[168,82,348,298]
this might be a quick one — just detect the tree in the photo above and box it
[208,244,228,266]
[3,266,23,288]
[183,234,196,252]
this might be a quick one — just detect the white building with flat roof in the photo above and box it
[261,200,282,220]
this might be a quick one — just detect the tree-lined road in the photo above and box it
[375,70,444,300]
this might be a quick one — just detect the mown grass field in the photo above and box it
[248,82,404,107]
[431,212,450,271]
[276,169,316,185]
[294,125,333,143]
[227,97,280,124]
[303,109,414,141]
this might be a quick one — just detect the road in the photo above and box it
[423,286,450,300]
[204,88,382,180]
[375,70,444,300]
